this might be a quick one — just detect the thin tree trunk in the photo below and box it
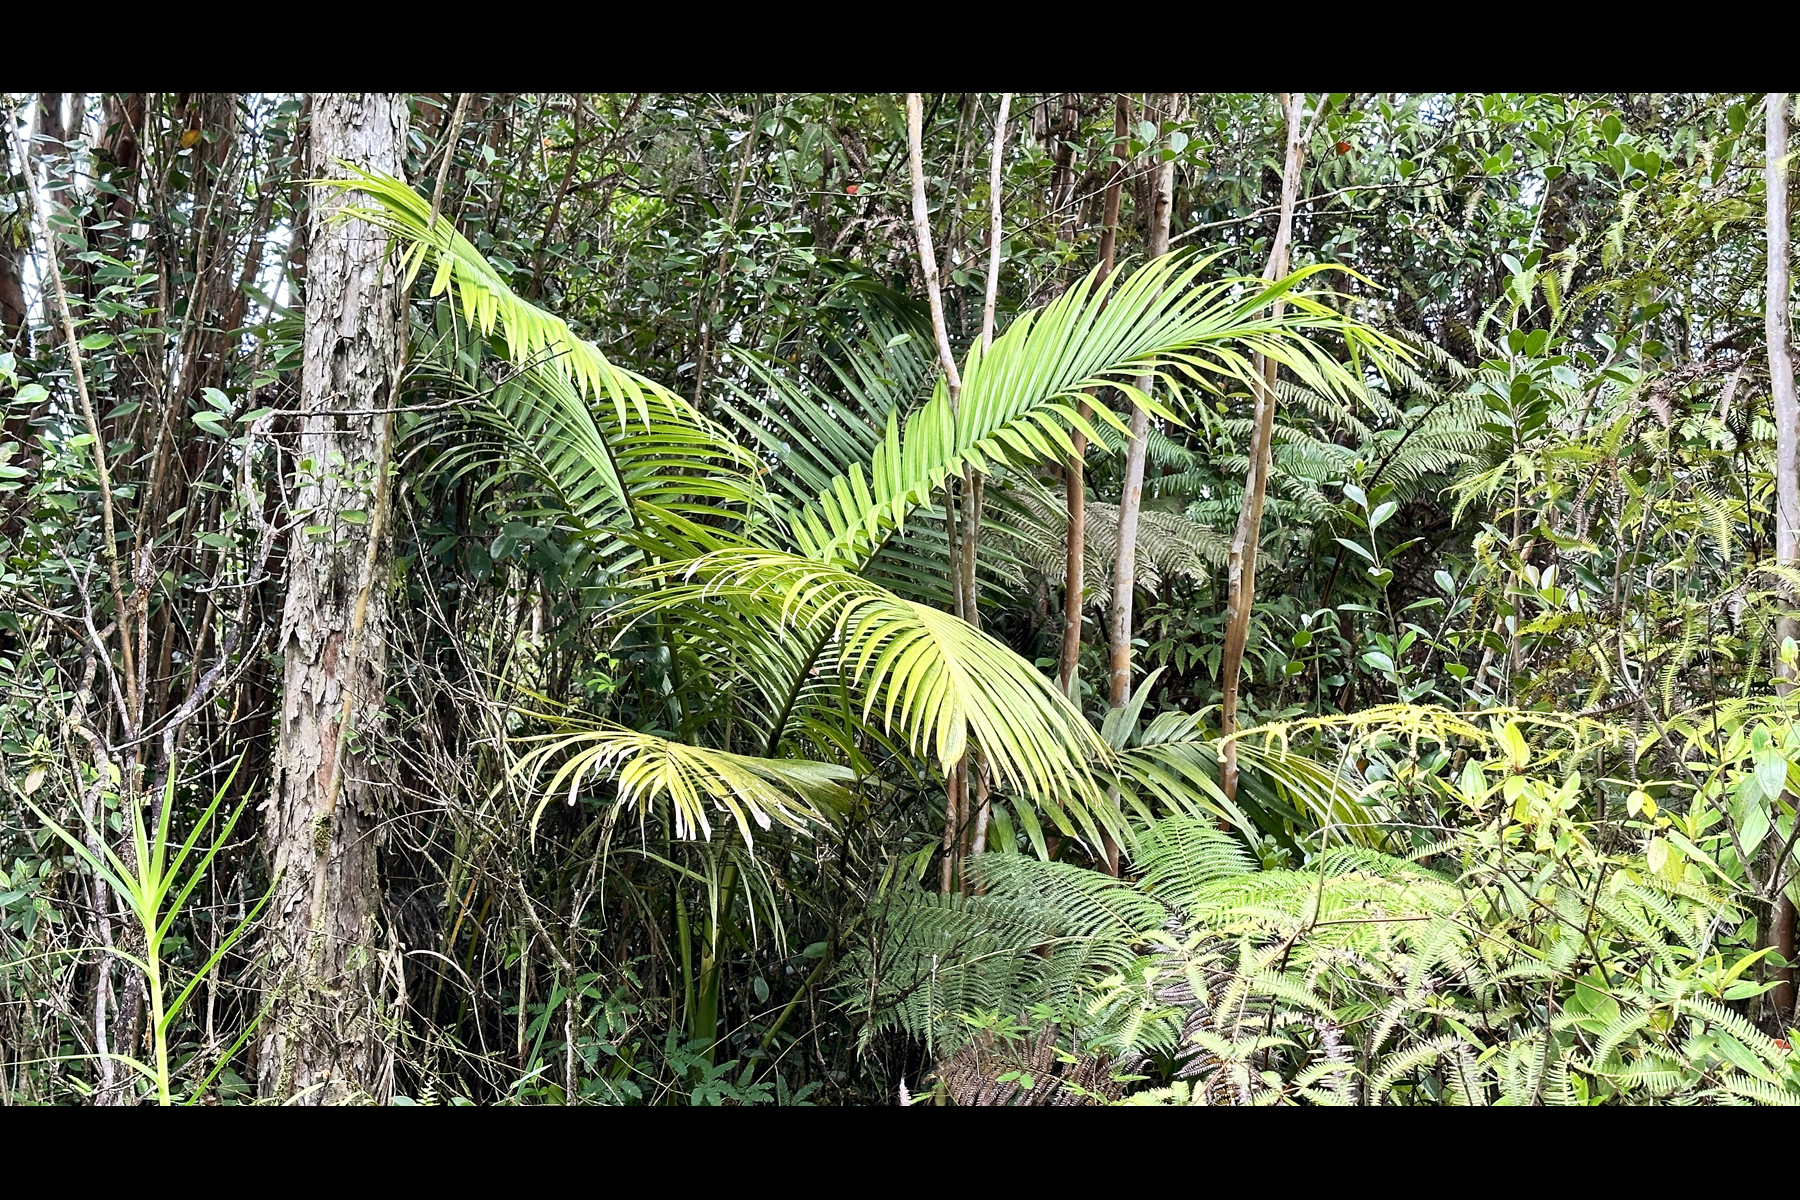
[14,98,138,1105]
[958,95,1010,631]
[0,212,25,348]
[907,93,970,894]
[1107,96,1178,710]
[1059,94,1131,700]
[33,94,87,345]
[1219,94,1306,803]
[0,97,33,343]
[966,93,1011,864]
[1766,91,1797,1018]
[977,95,1011,356]
[260,93,408,1104]
[1099,96,1178,878]
[15,97,135,727]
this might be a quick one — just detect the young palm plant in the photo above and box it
[28,762,267,1105]
[339,166,1395,905]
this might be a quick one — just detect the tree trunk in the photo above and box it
[959,93,1011,633]
[906,93,970,895]
[260,93,407,1104]
[1766,91,1797,1018]
[1107,95,1178,710]
[1058,94,1131,700]
[1220,94,1306,803]
[1050,93,1080,239]
[966,93,1011,865]
[1099,96,1177,877]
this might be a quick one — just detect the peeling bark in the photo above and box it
[259,93,407,1104]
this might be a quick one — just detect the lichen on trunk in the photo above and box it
[259,92,408,1105]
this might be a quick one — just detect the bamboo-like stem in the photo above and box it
[908,93,973,893]
[965,95,1011,870]
[978,94,1011,356]
[1059,94,1131,700]
[1100,95,1182,878]
[1220,93,1307,803]
[906,94,963,400]
[1108,95,1179,710]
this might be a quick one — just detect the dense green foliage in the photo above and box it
[3,92,1799,1105]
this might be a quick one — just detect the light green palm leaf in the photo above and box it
[510,722,852,846]
[627,548,1109,827]
[338,168,765,543]
[788,253,1396,570]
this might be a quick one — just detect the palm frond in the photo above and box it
[622,548,1110,830]
[338,168,765,540]
[788,252,1404,570]
[509,721,851,845]
[719,310,935,510]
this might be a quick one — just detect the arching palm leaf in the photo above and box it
[623,547,1112,836]
[339,168,765,547]
[343,167,1397,855]
[786,253,1397,571]
[407,310,760,571]
[712,255,1399,787]
[510,722,852,846]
